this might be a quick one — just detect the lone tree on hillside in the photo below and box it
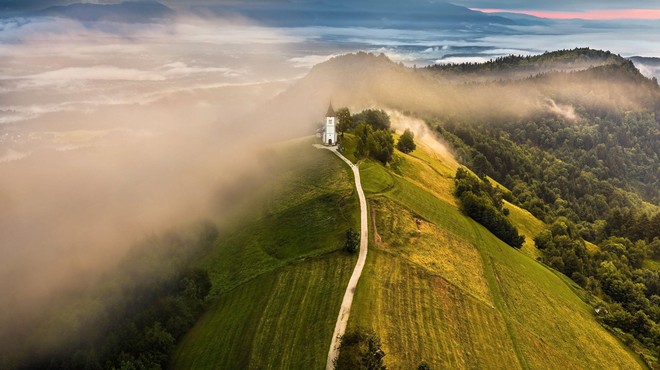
[334,327,386,370]
[343,228,360,254]
[397,129,416,154]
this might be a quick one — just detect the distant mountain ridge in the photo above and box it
[427,48,627,81]
[256,48,659,146]
[34,1,175,23]
[186,0,517,29]
[629,56,660,80]
[13,0,520,29]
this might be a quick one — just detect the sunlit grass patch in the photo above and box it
[349,250,519,369]
[370,197,492,304]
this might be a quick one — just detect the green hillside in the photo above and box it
[172,253,355,369]
[172,134,643,369]
[171,139,360,369]
[348,140,642,369]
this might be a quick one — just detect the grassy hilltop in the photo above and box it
[171,132,642,369]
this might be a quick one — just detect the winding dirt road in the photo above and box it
[315,144,369,370]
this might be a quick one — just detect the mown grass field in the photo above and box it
[504,200,545,259]
[171,139,360,368]
[172,253,355,369]
[350,249,519,369]
[370,197,492,304]
[349,136,643,369]
[200,141,359,295]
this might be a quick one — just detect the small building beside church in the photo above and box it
[322,103,337,146]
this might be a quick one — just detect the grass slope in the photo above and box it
[172,253,355,369]
[351,249,519,369]
[172,134,641,369]
[171,140,360,368]
[504,200,545,259]
[349,139,642,369]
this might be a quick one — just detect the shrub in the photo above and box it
[343,228,360,254]
[334,327,386,370]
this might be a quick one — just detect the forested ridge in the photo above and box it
[434,109,659,240]
[425,48,642,82]
[432,54,660,362]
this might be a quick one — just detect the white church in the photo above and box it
[321,103,337,146]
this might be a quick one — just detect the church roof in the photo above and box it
[326,103,335,117]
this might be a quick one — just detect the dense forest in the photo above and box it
[434,111,660,241]
[425,48,637,82]
[431,55,660,360]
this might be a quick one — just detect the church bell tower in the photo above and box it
[324,103,337,146]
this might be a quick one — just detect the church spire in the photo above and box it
[326,102,335,117]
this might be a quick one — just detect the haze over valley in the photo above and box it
[1,1,660,369]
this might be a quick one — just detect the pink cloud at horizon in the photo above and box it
[474,8,660,20]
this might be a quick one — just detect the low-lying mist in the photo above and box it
[280,51,659,127]
[2,12,659,365]
[0,14,324,364]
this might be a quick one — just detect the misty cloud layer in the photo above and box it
[1,3,660,364]
[0,14,316,362]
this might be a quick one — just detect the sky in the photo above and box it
[454,0,660,11]
[1,0,660,21]
[0,0,659,14]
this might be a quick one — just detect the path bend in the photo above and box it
[315,144,369,370]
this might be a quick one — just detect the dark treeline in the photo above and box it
[454,168,524,248]
[19,222,218,370]
[334,327,386,370]
[426,48,622,76]
[534,218,660,356]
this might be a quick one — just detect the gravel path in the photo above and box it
[315,144,369,370]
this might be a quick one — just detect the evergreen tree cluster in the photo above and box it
[336,107,395,164]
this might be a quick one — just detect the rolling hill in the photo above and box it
[171,131,644,369]
[166,49,660,369]
[170,49,660,369]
